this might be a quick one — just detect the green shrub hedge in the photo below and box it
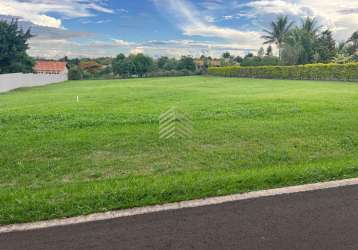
[208,63,358,81]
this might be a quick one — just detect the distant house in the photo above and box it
[34,61,68,75]
[194,59,205,70]
[209,59,221,67]
[194,58,222,70]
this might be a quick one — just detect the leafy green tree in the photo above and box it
[112,55,124,76]
[244,53,254,59]
[68,58,80,67]
[345,44,356,56]
[95,65,113,78]
[157,56,169,69]
[163,58,178,71]
[316,30,337,63]
[68,66,83,80]
[132,54,154,77]
[0,19,34,73]
[116,53,126,61]
[347,31,358,54]
[262,16,294,59]
[112,54,133,77]
[177,56,196,71]
[222,52,231,59]
[234,56,243,63]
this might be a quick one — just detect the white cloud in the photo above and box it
[86,3,114,14]
[28,38,255,59]
[237,0,358,41]
[153,0,263,49]
[113,39,133,46]
[11,0,358,59]
[130,47,145,54]
[117,8,129,14]
[223,15,234,20]
[204,16,216,23]
[0,0,114,28]
[298,0,358,40]
[200,0,225,11]
[240,0,307,16]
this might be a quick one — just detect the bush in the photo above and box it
[241,56,279,67]
[82,70,92,80]
[68,67,83,80]
[147,69,202,78]
[208,63,358,81]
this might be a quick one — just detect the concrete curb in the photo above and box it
[2,177,358,234]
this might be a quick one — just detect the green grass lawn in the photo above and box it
[1,76,358,224]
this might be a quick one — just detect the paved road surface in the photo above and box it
[2,185,358,250]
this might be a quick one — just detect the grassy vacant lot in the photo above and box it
[1,76,358,224]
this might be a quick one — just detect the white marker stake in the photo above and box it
[77,96,79,103]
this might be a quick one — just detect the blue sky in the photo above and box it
[0,0,357,58]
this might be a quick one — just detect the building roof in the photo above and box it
[194,59,204,66]
[34,61,67,73]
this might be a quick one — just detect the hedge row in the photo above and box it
[208,63,358,81]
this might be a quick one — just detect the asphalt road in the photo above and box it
[2,185,358,250]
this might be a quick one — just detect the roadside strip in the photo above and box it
[2,177,358,234]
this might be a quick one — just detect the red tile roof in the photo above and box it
[34,61,67,73]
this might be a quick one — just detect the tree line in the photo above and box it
[1,17,357,78]
[261,16,357,65]
[68,53,199,80]
[220,16,357,67]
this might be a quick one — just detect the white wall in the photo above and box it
[0,73,68,93]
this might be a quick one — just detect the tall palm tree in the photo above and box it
[262,15,294,59]
[301,17,320,36]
